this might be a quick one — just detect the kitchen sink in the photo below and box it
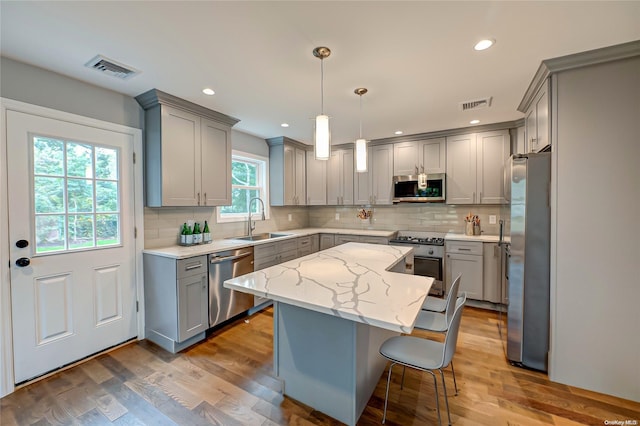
[228,232,292,241]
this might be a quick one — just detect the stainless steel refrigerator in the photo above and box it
[505,152,551,372]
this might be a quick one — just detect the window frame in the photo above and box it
[216,150,270,223]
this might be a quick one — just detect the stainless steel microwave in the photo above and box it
[393,173,446,203]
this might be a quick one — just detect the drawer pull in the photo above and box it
[457,248,472,251]
[185,263,203,270]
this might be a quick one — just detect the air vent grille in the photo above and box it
[84,55,139,80]
[459,97,492,111]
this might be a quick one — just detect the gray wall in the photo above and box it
[232,130,269,157]
[0,56,143,129]
[552,57,640,401]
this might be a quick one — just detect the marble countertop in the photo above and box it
[224,242,432,333]
[143,228,397,259]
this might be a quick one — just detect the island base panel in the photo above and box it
[274,302,397,426]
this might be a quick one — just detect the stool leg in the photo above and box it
[382,363,396,424]
[450,361,459,395]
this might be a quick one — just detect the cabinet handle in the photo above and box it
[308,196,310,204]
[420,165,424,174]
[203,193,207,205]
[197,192,201,205]
[479,191,482,202]
[415,165,419,175]
[185,263,203,270]
[472,192,476,203]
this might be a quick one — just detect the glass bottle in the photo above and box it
[180,222,188,245]
[203,220,211,243]
[193,222,201,244]
[185,224,193,245]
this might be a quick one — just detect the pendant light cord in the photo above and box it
[359,94,363,138]
[320,59,324,114]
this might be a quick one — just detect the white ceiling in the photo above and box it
[2,1,639,145]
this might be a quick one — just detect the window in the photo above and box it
[217,151,269,223]
[32,136,121,254]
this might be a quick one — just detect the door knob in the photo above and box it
[15,257,31,267]
[16,239,29,248]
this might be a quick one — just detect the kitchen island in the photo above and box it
[224,242,433,425]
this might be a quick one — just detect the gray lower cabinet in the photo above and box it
[144,254,209,353]
[297,235,319,257]
[445,240,503,304]
[320,234,336,250]
[321,233,389,249]
[445,241,484,300]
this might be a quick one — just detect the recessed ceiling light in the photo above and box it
[281,123,289,128]
[394,130,403,135]
[474,39,495,51]
[202,88,215,95]
[470,119,480,124]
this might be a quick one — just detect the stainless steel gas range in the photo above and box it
[389,231,445,296]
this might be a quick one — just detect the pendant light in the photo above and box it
[313,47,331,160]
[355,88,368,172]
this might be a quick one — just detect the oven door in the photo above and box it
[414,256,443,296]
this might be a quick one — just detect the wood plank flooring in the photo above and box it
[2,306,639,425]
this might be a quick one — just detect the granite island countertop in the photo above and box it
[223,242,432,334]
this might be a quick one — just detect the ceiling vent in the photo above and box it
[459,97,492,111]
[84,55,140,80]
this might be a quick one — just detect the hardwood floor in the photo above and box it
[2,306,638,425]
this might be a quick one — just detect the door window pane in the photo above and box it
[96,214,119,246]
[67,142,93,178]
[67,179,94,213]
[95,147,118,179]
[35,215,66,253]
[32,137,121,254]
[34,177,65,213]
[33,138,64,176]
[96,181,118,212]
[68,214,94,250]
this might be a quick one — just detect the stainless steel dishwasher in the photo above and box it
[208,247,254,327]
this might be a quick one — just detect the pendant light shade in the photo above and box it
[315,114,330,160]
[354,88,368,172]
[313,47,331,160]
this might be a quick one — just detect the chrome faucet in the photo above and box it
[247,197,266,238]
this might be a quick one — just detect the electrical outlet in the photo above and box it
[489,215,497,224]
[335,213,340,221]
[288,214,292,222]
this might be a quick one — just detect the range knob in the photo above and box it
[428,248,434,255]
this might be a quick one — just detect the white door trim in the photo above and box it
[0,97,145,397]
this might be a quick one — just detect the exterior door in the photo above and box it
[7,110,137,383]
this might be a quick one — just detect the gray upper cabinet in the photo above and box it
[327,148,354,205]
[267,137,307,206]
[446,133,477,204]
[355,144,394,205]
[306,150,327,205]
[446,130,510,204]
[524,80,550,153]
[393,138,446,175]
[136,89,239,207]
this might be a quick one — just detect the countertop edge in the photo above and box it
[144,227,398,259]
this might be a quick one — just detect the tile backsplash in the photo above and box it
[144,206,309,248]
[308,204,506,235]
[144,203,507,248]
